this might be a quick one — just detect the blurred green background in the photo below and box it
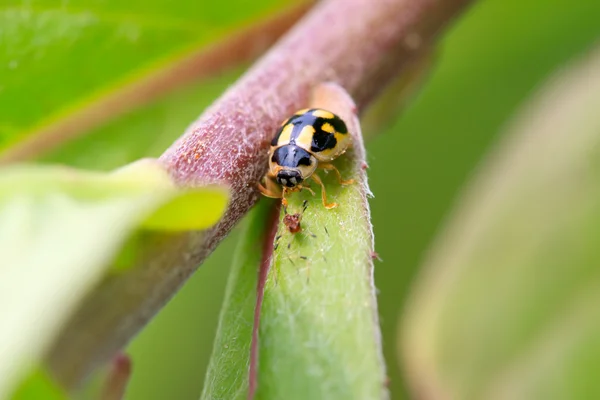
[5,0,599,398]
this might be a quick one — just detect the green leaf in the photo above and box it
[0,160,227,400]
[11,367,66,400]
[402,47,600,399]
[255,154,385,400]
[42,68,243,170]
[0,0,301,154]
[203,84,387,399]
[200,202,271,400]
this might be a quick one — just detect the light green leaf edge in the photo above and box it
[0,159,228,400]
[202,84,387,400]
[402,46,600,400]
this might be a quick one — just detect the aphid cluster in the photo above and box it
[258,108,354,209]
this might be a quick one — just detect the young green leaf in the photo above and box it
[200,201,276,400]
[0,160,227,400]
[254,84,386,400]
[402,46,600,399]
[202,83,387,399]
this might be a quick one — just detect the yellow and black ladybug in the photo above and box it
[259,108,353,209]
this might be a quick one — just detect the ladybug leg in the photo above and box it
[298,184,315,196]
[318,163,354,185]
[311,173,338,209]
[282,187,289,207]
[258,175,283,199]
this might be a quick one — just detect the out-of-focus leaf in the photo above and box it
[366,0,600,397]
[402,47,600,400]
[0,0,303,155]
[200,202,270,400]
[41,69,242,170]
[11,367,66,400]
[0,160,227,400]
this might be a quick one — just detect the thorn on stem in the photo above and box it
[371,251,383,261]
[100,352,132,400]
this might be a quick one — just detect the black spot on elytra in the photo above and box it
[311,128,337,152]
[271,109,347,151]
[311,112,347,153]
[325,113,348,134]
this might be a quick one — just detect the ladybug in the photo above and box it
[259,108,354,209]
